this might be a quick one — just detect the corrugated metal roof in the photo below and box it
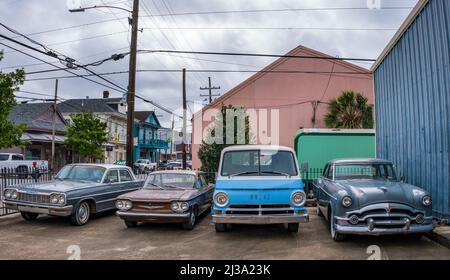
[373,0,450,219]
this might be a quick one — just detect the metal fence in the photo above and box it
[0,167,53,216]
[302,168,323,199]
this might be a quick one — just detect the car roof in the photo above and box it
[150,170,201,176]
[66,163,132,169]
[329,158,393,165]
[222,145,295,153]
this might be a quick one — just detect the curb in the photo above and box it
[426,230,450,249]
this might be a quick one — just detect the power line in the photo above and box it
[23,69,372,83]
[143,6,414,17]
[4,18,126,38]
[140,49,376,62]
[1,23,181,120]
[3,31,129,55]
[0,46,130,70]
[0,41,127,93]
[143,26,397,31]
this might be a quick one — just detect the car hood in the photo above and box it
[12,180,100,193]
[337,179,425,207]
[119,188,197,202]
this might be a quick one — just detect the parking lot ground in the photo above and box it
[0,208,449,260]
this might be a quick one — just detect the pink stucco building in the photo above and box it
[191,45,374,169]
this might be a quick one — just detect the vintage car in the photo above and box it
[116,170,214,230]
[212,145,309,232]
[314,159,435,241]
[2,164,143,226]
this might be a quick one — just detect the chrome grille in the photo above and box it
[17,192,50,204]
[348,205,422,229]
[226,204,294,215]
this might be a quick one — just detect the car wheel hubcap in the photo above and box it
[190,212,195,225]
[78,203,89,223]
[330,213,336,238]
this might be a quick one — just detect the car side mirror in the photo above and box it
[103,178,111,184]
[301,162,309,173]
[317,178,323,185]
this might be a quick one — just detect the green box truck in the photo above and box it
[294,129,375,199]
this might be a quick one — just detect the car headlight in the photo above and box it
[11,190,18,200]
[180,202,189,211]
[214,192,229,207]
[342,196,353,207]
[115,200,124,210]
[116,200,132,210]
[4,189,12,199]
[291,191,306,207]
[171,201,179,211]
[422,195,432,206]
[50,194,65,205]
[171,201,189,212]
[124,200,133,210]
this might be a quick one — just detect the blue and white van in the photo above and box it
[212,145,309,232]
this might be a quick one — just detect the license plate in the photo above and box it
[249,193,271,201]
[18,206,50,214]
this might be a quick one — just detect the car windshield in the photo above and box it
[221,150,298,177]
[0,154,9,161]
[334,163,397,181]
[144,173,196,189]
[136,159,147,163]
[55,165,106,183]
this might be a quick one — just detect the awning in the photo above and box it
[21,132,66,144]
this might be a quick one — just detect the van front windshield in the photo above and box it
[221,150,298,177]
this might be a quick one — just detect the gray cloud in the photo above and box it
[0,0,418,128]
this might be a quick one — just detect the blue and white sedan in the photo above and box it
[2,164,143,226]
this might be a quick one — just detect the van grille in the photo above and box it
[226,204,293,215]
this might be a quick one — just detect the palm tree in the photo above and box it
[324,91,373,129]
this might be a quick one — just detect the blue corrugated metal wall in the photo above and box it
[374,0,450,220]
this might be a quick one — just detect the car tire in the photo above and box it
[182,207,197,230]
[215,223,228,232]
[125,221,138,228]
[317,203,324,217]
[21,211,39,221]
[70,201,91,226]
[287,223,299,232]
[330,208,346,241]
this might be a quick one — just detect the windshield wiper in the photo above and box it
[261,171,291,177]
[163,184,183,190]
[146,182,164,189]
[228,171,259,178]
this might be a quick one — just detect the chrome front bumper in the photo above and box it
[3,201,73,217]
[116,211,190,219]
[335,216,435,235]
[212,214,309,224]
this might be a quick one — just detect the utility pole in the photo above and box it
[51,79,58,172]
[200,77,220,104]
[182,68,187,170]
[126,0,140,168]
[170,115,174,160]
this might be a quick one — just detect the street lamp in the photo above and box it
[68,0,140,169]
[69,5,132,13]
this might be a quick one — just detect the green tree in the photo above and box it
[64,111,108,162]
[324,91,374,129]
[198,105,252,175]
[0,51,27,148]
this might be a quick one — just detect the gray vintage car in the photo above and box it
[2,164,143,226]
[314,159,434,241]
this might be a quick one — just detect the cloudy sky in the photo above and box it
[0,0,417,129]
